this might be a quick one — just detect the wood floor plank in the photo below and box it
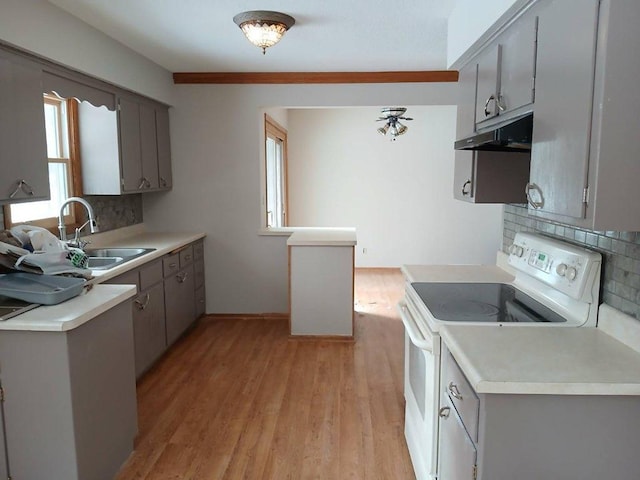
[115,268,414,480]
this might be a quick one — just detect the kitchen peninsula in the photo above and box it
[288,228,357,338]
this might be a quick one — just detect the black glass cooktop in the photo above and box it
[411,282,566,323]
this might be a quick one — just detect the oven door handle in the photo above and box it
[398,301,433,352]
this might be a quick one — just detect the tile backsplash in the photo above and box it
[503,204,640,320]
[1,194,143,234]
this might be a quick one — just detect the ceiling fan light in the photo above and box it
[377,124,390,135]
[233,11,295,54]
[395,123,408,136]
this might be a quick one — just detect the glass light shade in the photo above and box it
[240,22,288,52]
[377,123,390,135]
[395,123,408,136]
[234,11,295,54]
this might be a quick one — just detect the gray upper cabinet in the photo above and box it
[156,107,173,190]
[475,45,501,125]
[80,96,172,195]
[455,57,530,204]
[527,0,598,219]
[0,50,49,204]
[498,14,537,117]
[527,0,640,231]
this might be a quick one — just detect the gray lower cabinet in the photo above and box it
[439,345,640,479]
[194,240,206,317]
[0,381,8,480]
[438,395,477,480]
[0,49,49,204]
[106,241,204,375]
[0,301,137,480]
[165,263,196,346]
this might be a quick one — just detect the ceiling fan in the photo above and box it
[376,107,413,138]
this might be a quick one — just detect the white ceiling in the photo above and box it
[48,0,456,73]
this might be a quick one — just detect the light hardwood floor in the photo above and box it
[115,268,414,480]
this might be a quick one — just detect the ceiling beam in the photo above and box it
[172,71,459,84]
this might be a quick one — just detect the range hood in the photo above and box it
[455,114,533,152]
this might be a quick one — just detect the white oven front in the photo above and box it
[398,295,441,480]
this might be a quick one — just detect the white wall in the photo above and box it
[287,107,504,267]
[0,0,173,104]
[142,82,504,314]
[447,0,522,67]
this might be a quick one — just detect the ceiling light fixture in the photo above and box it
[233,10,296,55]
[376,107,413,139]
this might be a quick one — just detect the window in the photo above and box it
[264,115,288,228]
[4,94,82,231]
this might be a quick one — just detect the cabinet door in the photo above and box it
[165,265,195,346]
[453,150,475,202]
[139,103,159,190]
[0,379,8,480]
[438,397,478,480]
[156,107,173,190]
[457,63,477,139]
[528,0,599,218]
[0,52,49,203]
[454,151,529,204]
[133,282,165,378]
[118,97,143,193]
[499,15,537,114]
[475,45,501,124]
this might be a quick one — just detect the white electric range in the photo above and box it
[398,232,602,480]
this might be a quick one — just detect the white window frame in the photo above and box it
[264,114,289,229]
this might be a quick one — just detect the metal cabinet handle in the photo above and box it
[184,254,192,261]
[134,292,150,311]
[145,178,151,188]
[176,272,188,283]
[138,178,147,189]
[448,382,463,400]
[439,406,451,418]
[484,94,496,117]
[169,262,177,268]
[525,183,544,209]
[160,177,168,187]
[9,179,35,199]
[462,180,472,196]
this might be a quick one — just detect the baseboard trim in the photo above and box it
[203,313,289,321]
[288,335,355,343]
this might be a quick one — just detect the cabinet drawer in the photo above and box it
[139,259,163,290]
[442,351,479,442]
[179,246,194,268]
[163,253,180,277]
[193,240,204,261]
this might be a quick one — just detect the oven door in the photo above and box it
[399,298,441,480]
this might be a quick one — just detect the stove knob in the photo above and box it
[510,244,524,257]
[566,266,578,281]
[556,263,568,276]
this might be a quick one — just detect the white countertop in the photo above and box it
[87,226,206,283]
[0,225,205,332]
[0,284,136,332]
[287,227,357,246]
[440,323,640,395]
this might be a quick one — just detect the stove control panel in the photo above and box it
[508,232,602,302]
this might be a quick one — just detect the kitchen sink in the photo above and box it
[85,247,155,271]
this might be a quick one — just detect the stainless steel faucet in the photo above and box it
[58,197,99,245]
